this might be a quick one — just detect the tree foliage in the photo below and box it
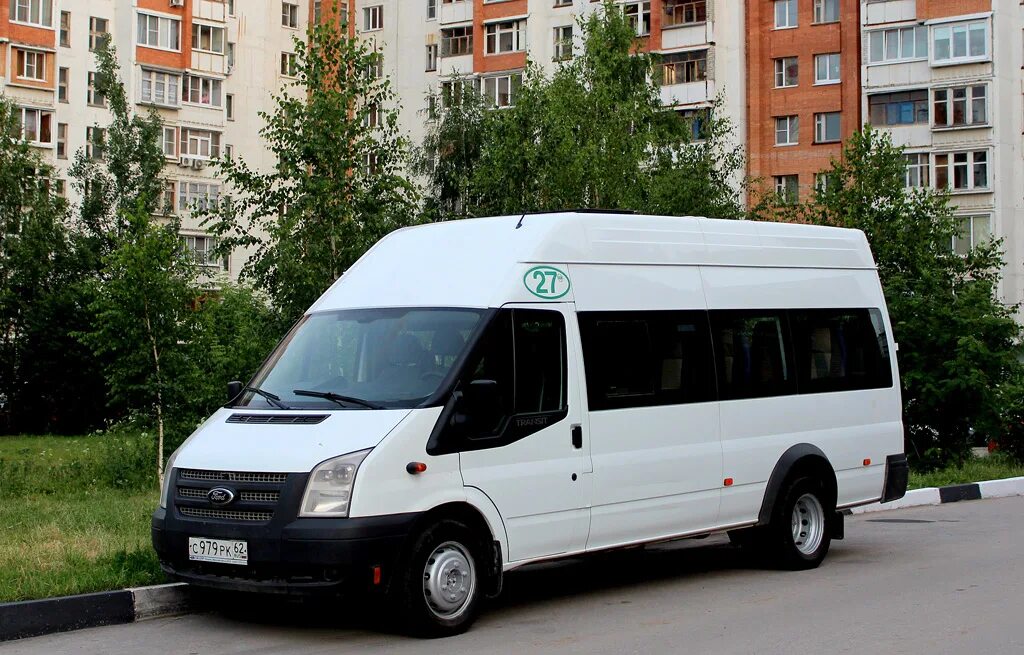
[795,127,1023,466]
[201,12,419,322]
[416,0,745,220]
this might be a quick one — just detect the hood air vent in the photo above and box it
[226,414,329,425]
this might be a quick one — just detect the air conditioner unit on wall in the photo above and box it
[170,0,184,7]
[178,156,193,167]
[192,159,206,170]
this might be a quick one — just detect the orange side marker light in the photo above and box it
[863,458,872,467]
[406,462,427,475]
[724,478,734,487]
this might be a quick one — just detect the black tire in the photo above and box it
[764,476,833,570]
[389,519,485,638]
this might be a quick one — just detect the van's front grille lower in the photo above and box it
[179,507,274,522]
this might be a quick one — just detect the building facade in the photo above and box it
[860,0,1024,306]
[1,0,308,280]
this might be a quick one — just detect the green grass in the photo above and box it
[908,453,1024,490]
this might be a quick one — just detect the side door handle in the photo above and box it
[571,424,583,449]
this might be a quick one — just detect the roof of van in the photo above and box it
[309,212,876,312]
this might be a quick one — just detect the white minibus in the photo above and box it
[153,212,908,636]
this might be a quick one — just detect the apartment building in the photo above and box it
[347,0,745,161]
[746,0,861,202]
[861,0,1024,306]
[1,0,307,281]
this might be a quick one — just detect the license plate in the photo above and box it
[188,537,248,566]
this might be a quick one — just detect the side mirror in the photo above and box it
[227,380,243,403]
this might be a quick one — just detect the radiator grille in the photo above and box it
[180,470,288,484]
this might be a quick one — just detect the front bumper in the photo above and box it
[153,488,419,595]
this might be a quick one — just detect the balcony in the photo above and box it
[863,0,916,27]
[440,0,473,25]
[660,78,715,107]
[439,54,473,77]
[662,20,712,50]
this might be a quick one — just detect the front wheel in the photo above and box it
[389,519,484,637]
[765,476,832,570]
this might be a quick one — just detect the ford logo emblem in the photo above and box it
[207,487,235,506]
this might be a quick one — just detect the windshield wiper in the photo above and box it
[292,389,384,410]
[244,386,290,409]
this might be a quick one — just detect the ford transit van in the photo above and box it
[152,212,908,636]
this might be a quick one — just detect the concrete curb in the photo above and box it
[5,476,1024,642]
[850,475,1024,514]
[0,583,201,642]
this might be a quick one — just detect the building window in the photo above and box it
[16,50,46,81]
[814,112,841,143]
[226,94,234,120]
[812,0,838,24]
[933,20,989,65]
[365,56,383,80]
[425,44,438,71]
[280,52,298,76]
[162,126,177,158]
[227,43,236,68]
[59,10,70,47]
[952,215,991,255]
[281,1,298,27]
[677,107,710,141]
[141,70,180,107]
[814,53,840,84]
[904,153,929,188]
[774,0,797,29]
[87,72,107,107]
[86,126,106,160]
[868,90,928,126]
[19,108,53,145]
[440,78,473,108]
[9,0,53,27]
[622,1,651,36]
[933,85,987,128]
[427,0,437,20]
[662,49,708,85]
[814,172,837,194]
[775,115,799,146]
[184,235,228,270]
[363,5,383,31]
[57,122,68,158]
[485,19,526,55]
[89,17,109,51]
[58,67,69,103]
[553,25,573,61]
[184,74,222,107]
[934,150,989,192]
[774,175,799,203]
[229,0,236,16]
[180,128,222,159]
[159,182,175,215]
[483,73,523,108]
[774,57,798,87]
[138,13,181,51]
[363,103,382,128]
[441,26,473,57]
[178,182,221,212]
[867,25,927,64]
[663,0,706,27]
[192,23,225,53]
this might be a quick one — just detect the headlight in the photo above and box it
[299,449,371,517]
[159,449,180,509]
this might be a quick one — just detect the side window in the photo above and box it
[790,308,893,393]
[579,311,715,410]
[710,310,795,400]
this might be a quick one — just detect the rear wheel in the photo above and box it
[389,519,484,637]
[765,476,832,570]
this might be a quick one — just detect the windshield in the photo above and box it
[239,308,486,410]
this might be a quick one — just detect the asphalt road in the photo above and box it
[5,497,1024,655]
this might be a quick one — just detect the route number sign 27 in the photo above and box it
[523,266,571,300]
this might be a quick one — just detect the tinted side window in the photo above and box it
[790,308,893,393]
[710,310,795,400]
[579,311,716,410]
[513,309,567,414]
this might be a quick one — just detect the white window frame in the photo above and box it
[812,0,838,24]
[931,19,990,66]
[89,16,109,52]
[952,215,991,255]
[137,12,181,52]
[363,5,383,31]
[86,126,106,160]
[483,72,523,108]
[183,74,223,108]
[485,19,526,55]
[774,57,798,88]
[775,115,799,146]
[162,126,177,159]
[621,1,651,37]
[281,1,299,28]
[904,152,930,188]
[87,71,106,107]
[932,84,988,129]
[774,0,797,29]
[178,183,221,213]
[664,0,707,28]
[426,44,438,71]
[933,150,990,193]
[814,53,840,85]
[774,174,799,203]
[427,0,437,20]
[814,111,841,143]
[281,52,298,77]
[10,0,53,28]
[183,234,228,270]
[17,49,46,81]
[19,107,54,145]
[867,25,928,65]
[140,69,181,107]
[191,22,225,54]
[180,128,221,159]
[56,122,68,159]
[553,25,573,61]
[58,66,69,102]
